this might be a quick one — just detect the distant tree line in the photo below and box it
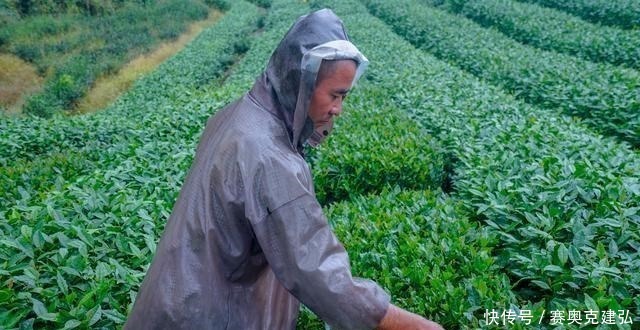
[4,0,153,17]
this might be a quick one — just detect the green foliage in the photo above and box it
[323,189,520,329]
[0,2,262,328]
[0,2,19,27]
[1,0,215,117]
[0,3,256,165]
[0,151,98,209]
[330,0,639,325]
[363,0,640,148]
[516,0,640,30]
[310,89,445,205]
[2,0,640,328]
[23,57,98,116]
[246,0,272,8]
[22,94,54,118]
[435,0,640,70]
[4,0,168,16]
[449,116,640,312]
[203,0,230,11]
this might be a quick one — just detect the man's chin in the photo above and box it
[314,121,330,129]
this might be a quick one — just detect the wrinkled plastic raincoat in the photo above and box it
[124,8,390,330]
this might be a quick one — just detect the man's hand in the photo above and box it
[376,304,444,330]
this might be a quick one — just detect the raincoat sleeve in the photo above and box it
[249,158,390,330]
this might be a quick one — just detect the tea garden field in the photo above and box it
[0,0,229,116]
[0,0,638,329]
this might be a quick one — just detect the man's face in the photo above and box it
[308,60,357,129]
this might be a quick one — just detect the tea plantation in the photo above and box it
[0,0,638,329]
[0,0,230,117]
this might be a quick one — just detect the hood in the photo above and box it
[248,8,368,153]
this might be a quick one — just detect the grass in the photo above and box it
[0,53,42,115]
[73,9,223,115]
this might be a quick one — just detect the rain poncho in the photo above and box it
[124,8,390,330]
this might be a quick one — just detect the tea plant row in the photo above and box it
[350,0,639,325]
[428,0,640,70]
[0,0,228,117]
[2,0,639,328]
[0,2,262,328]
[516,0,640,30]
[363,0,640,148]
[0,0,258,212]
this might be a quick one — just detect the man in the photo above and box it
[125,8,443,330]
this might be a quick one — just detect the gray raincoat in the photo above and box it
[124,9,390,330]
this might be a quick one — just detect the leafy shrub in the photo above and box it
[203,0,231,11]
[0,4,19,28]
[0,1,263,328]
[23,94,57,118]
[317,0,640,325]
[12,44,40,62]
[247,0,272,8]
[299,189,519,329]
[363,0,640,147]
[2,0,217,116]
[517,0,640,30]
[311,89,445,205]
[434,0,640,70]
[157,22,182,40]
[3,0,172,16]
[0,151,98,208]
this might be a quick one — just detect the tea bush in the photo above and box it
[310,89,445,205]
[0,2,261,327]
[363,0,640,148]
[2,0,639,328]
[1,0,224,117]
[516,0,640,30]
[430,0,640,70]
[345,0,639,324]
[324,188,519,329]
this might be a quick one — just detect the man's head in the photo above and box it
[260,8,367,148]
[308,59,357,129]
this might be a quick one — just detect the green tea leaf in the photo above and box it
[531,280,551,290]
[608,240,618,256]
[556,243,568,265]
[543,265,563,273]
[57,271,68,295]
[87,305,102,326]
[31,298,57,321]
[596,241,606,259]
[568,245,582,265]
[62,319,81,329]
[0,289,12,303]
[584,294,599,311]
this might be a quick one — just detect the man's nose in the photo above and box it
[331,101,343,116]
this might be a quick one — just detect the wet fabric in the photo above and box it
[124,8,389,330]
